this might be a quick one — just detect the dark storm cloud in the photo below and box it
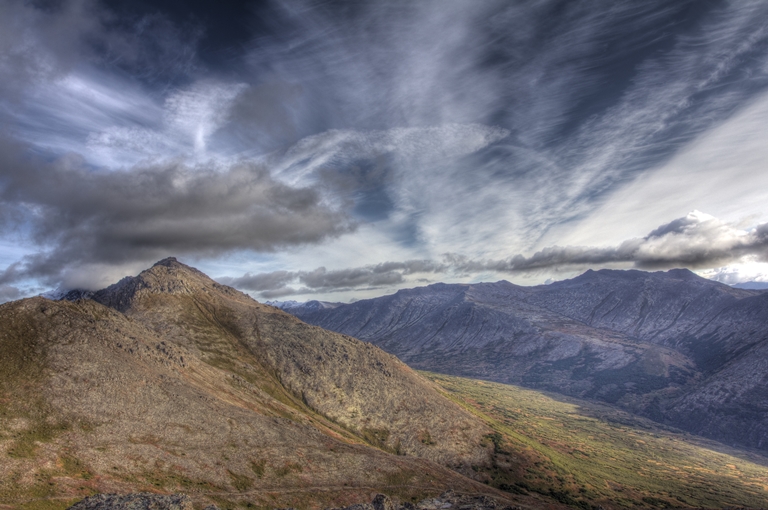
[222,259,445,297]
[0,0,202,96]
[300,266,405,289]
[0,138,353,288]
[0,0,98,98]
[0,262,24,287]
[230,213,768,297]
[219,270,296,292]
[0,0,352,293]
[0,285,22,302]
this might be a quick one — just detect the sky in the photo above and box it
[2,0,768,303]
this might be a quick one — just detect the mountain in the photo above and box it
[0,258,535,510]
[267,300,342,312]
[663,290,768,449]
[733,281,768,290]
[284,269,768,451]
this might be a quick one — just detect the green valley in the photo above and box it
[426,372,768,509]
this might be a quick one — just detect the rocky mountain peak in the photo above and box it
[91,257,242,312]
[665,267,699,280]
[152,256,180,267]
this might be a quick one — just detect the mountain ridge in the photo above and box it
[1,258,534,509]
[284,268,768,451]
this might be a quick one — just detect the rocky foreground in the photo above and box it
[67,492,520,510]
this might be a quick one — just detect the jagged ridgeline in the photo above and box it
[0,258,538,510]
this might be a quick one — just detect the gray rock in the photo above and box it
[67,493,193,510]
[320,492,513,510]
[372,494,395,510]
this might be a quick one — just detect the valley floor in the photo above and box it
[425,372,768,509]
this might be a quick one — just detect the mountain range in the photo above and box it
[5,260,768,509]
[280,269,768,452]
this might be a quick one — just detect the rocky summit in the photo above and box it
[283,269,768,451]
[1,258,548,509]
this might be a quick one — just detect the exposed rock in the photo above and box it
[301,492,519,510]
[68,491,517,510]
[67,493,193,510]
[372,493,396,510]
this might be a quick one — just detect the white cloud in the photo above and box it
[164,82,247,154]
[699,260,768,285]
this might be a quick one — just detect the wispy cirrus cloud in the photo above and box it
[85,80,248,166]
[234,0,768,258]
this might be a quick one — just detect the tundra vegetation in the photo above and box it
[426,372,768,509]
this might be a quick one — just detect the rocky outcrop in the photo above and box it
[68,494,194,510]
[319,492,517,510]
[67,492,518,510]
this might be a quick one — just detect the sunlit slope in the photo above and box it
[425,372,768,509]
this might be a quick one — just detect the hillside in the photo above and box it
[0,258,543,510]
[3,259,767,510]
[425,372,768,509]
[282,269,768,451]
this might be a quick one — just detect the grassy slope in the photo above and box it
[425,372,768,509]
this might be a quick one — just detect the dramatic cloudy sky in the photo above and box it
[2,0,768,303]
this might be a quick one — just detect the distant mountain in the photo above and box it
[733,281,768,290]
[266,299,341,312]
[38,288,95,301]
[283,269,768,451]
[0,258,526,509]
